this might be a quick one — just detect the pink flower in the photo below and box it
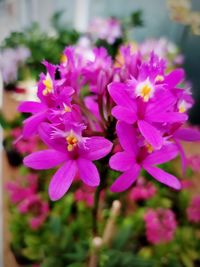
[128,176,156,202]
[186,155,200,172]
[18,194,49,230]
[74,185,95,207]
[88,17,122,44]
[24,122,112,201]
[109,121,181,192]
[6,174,38,204]
[187,195,200,223]
[144,208,177,244]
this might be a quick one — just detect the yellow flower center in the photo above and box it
[61,54,68,64]
[135,78,155,102]
[178,100,187,113]
[145,143,154,153]
[66,134,78,152]
[141,85,152,101]
[42,75,53,96]
[64,104,72,113]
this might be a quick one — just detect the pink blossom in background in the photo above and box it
[128,176,156,202]
[11,127,40,154]
[187,195,200,223]
[88,17,122,44]
[186,155,200,172]
[6,174,38,204]
[18,194,49,230]
[144,208,177,244]
[74,185,95,207]
[139,38,184,66]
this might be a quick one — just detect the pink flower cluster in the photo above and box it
[11,127,39,154]
[186,155,200,172]
[128,176,156,202]
[6,174,49,230]
[187,195,200,223]
[144,208,177,244]
[18,44,200,201]
[88,17,122,44]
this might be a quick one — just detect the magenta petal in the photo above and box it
[38,123,66,152]
[147,112,188,123]
[173,128,200,142]
[165,68,185,88]
[144,165,181,190]
[22,112,46,138]
[110,164,141,192]
[143,144,178,165]
[77,158,100,187]
[175,140,187,175]
[81,137,113,160]
[18,101,46,114]
[112,106,137,124]
[116,121,138,153]
[24,149,67,170]
[145,91,176,118]
[49,160,77,201]
[108,82,136,108]
[109,152,135,171]
[138,120,162,149]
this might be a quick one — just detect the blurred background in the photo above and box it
[0,1,200,267]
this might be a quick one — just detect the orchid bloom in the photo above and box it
[24,122,112,200]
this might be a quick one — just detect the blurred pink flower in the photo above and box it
[18,194,49,230]
[186,155,200,172]
[11,127,39,154]
[128,177,156,202]
[88,17,122,44]
[187,195,200,223]
[74,186,95,207]
[144,208,177,244]
[6,174,38,204]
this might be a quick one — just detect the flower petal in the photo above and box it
[108,82,136,108]
[18,101,46,114]
[109,152,135,171]
[110,164,141,192]
[173,128,200,142]
[112,106,137,124]
[49,160,77,201]
[22,112,46,138]
[116,121,138,154]
[147,112,188,123]
[38,122,66,152]
[24,149,67,170]
[144,165,181,190]
[175,140,187,175]
[77,158,100,187]
[143,144,178,165]
[165,68,185,88]
[138,120,162,149]
[80,137,113,160]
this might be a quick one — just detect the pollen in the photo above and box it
[66,133,78,152]
[145,143,154,153]
[42,74,53,96]
[64,104,71,113]
[135,78,155,102]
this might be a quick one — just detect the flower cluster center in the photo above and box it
[66,133,78,152]
[42,75,53,96]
